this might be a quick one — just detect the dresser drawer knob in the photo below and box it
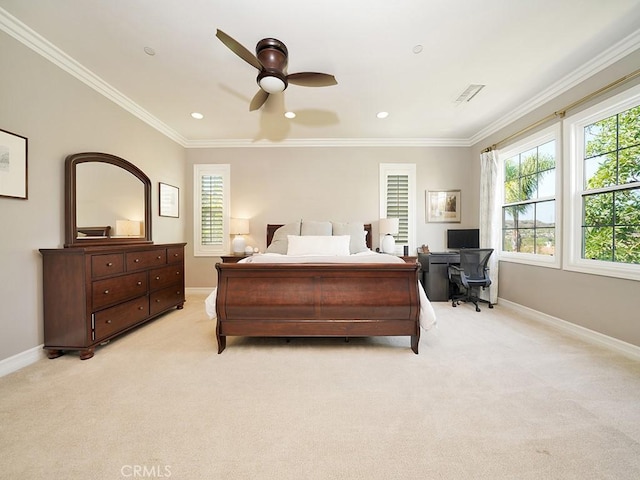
[157,255,162,260]
[103,289,110,294]
[156,276,161,280]
[138,306,144,310]
[106,320,112,324]
[137,281,142,286]
[106,262,113,267]
[176,271,180,275]
[155,299,161,303]
[173,253,179,257]
[134,258,140,263]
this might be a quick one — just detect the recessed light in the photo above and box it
[412,45,423,54]
[191,112,204,120]
[284,111,296,119]
[376,111,389,119]
[143,46,156,56]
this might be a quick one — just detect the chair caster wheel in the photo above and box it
[489,304,494,309]
[476,307,480,312]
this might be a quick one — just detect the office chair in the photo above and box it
[448,248,494,312]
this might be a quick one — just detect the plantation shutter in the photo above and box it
[200,174,224,247]
[386,174,409,245]
[194,164,229,256]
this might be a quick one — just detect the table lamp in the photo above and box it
[230,218,250,254]
[379,218,399,254]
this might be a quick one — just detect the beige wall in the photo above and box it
[470,49,640,348]
[185,146,476,289]
[0,32,186,362]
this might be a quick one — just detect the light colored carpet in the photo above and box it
[1,295,639,479]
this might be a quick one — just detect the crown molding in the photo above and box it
[184,137,472,148]
[469,28,640,147]
[0,7,188,147]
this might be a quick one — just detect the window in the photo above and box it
[194,164,230,256]
[564,83,640,280]
[499,125,561,267]
[379,163,416,253]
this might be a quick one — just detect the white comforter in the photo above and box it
[205,251,437,330]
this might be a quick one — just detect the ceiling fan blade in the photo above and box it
[286,72,337,87]
[216,29,263,70]
[249,89,270,111]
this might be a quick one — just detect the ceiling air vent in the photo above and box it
[455,84,485,103]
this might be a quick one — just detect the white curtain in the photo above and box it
[479,149,500,304]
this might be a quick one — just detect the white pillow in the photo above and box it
[287,235,351,256]
[332,222,368,253]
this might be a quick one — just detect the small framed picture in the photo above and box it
[159,182,179,218]
[426,190,461,223]
[0,128,28,200]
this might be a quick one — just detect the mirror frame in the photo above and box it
[65,152,153,247]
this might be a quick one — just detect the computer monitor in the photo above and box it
[446,228,480,250]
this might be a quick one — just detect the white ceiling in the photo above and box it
[1,0,640,147]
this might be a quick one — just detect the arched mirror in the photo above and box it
[65,152,152,247]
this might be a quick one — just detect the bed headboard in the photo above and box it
[267,224,372,250]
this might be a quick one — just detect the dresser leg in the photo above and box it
[176,302,184,310]
[46,349,64,359]
[79,348,95,360]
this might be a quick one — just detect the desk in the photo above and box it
[417,252,460,301]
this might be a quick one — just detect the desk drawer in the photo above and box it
[92,272,148,310]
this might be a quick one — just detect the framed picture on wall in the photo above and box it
[426,190,461,223]
[0,128,28,200]
[159,182,179,218]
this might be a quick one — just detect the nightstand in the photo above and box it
[220,254,250,263]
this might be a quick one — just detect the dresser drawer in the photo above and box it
[94,295,150,341]
[92,272,148,310]
[149,264,183,291]
[91,253,124,278]
[167,246,184,264]
[150,285,184,315]
[126,249,167,271]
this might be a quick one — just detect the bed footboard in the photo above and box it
[215,262,421,353]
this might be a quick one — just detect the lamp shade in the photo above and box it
[379,217,399,235]
[230,218,249,235]
[115,220,141,237]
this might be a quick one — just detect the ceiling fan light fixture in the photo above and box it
[191,112,204,119]
[376,111,389,119]
[259,75,286,94]
[284,111,296,119]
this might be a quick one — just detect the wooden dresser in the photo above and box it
[40,243,186,359]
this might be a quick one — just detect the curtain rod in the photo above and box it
[482,67,640,153]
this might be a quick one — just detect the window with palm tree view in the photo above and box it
[502,140,556,256]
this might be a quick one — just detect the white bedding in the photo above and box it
[205,251,437,331]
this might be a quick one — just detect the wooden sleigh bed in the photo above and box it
[214,224,423,354]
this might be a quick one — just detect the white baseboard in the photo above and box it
[498,298,640,361]
[186,287,214,295]
[0,345,46,378]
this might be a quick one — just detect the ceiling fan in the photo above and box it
[216,29,338,111]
